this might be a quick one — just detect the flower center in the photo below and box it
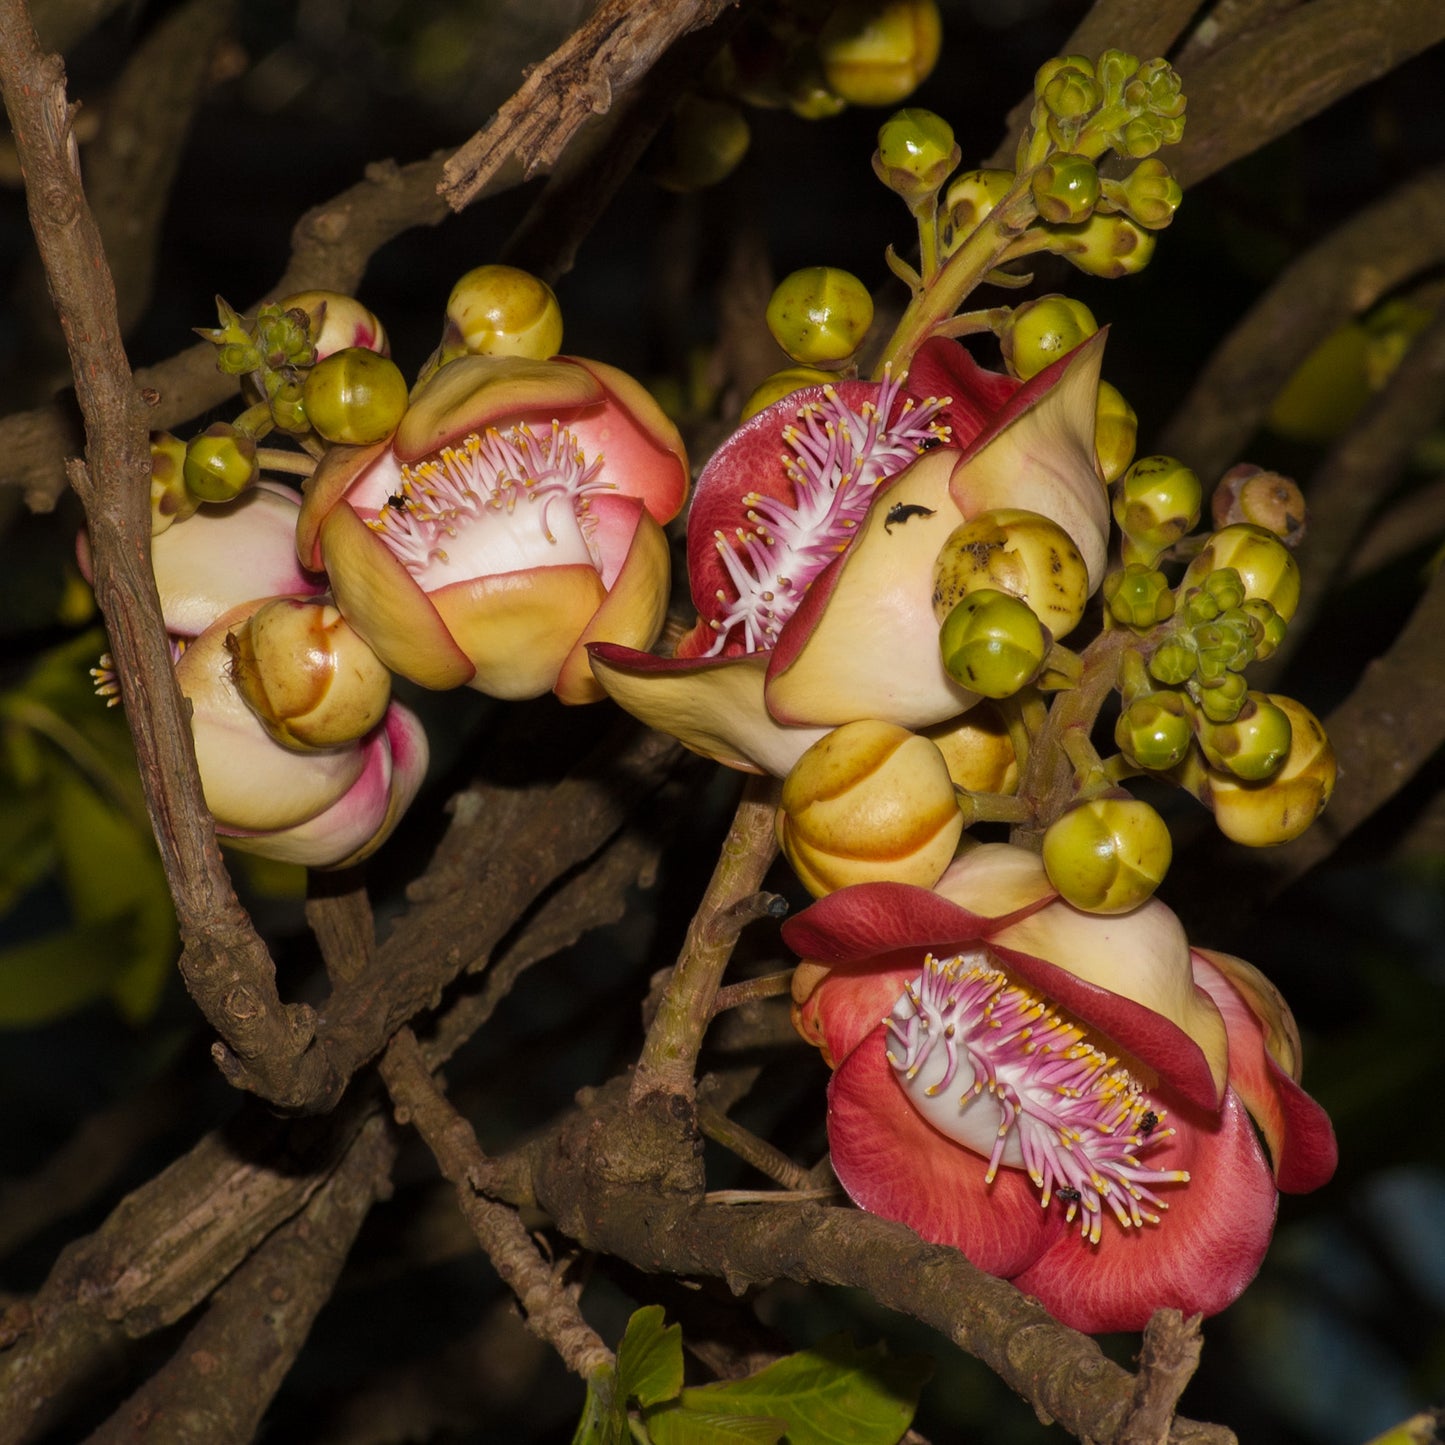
[704,370,950,656]
[366,422,612,589]
[885,951,1188,1244]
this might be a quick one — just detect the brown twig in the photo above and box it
[696,1100,816,1192]
[1115,1310,1207,1445]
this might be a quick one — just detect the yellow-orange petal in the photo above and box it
[296,440,393,570]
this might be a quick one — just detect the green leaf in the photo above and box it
[675,1336,933,1445]
[645,1404,787,1445]
[0,778,56,914]
[617,1306,685,1410]
[0,918,140,1026]
[573,1364,629,1445]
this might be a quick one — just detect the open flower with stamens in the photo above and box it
[787,843,1337,1332]
[296,353,689,703]
[589,334,1110,775]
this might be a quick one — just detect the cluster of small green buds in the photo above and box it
[1103,563,1174,630]
[149,432,201,536]
[1027,51,1185,165]
[938,588,1049,698]
[765,267,875,366]
[183,423,257,503]
[1114,689,1192,771]
[818,0,943,108]
[1181,523,1301,622]
[1211,463,1307,544]
[1113,454,1202,567]
[1042,795,1172,913]
[873,107,961,203]
[1094,380,1137,482]
[303,349,410,445]
[651,94,752,193]
[939,168,1014,254]
[999,295,1097,380]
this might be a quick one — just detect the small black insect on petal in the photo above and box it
[1056,1185,1082,1203]
[1139,1110,1159,1136]
[884,503,937,534]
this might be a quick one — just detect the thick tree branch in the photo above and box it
[1115,1310,1206,1445]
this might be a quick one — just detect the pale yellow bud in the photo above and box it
[1094,380,1137,484]
[778,720,963,897]
[1042,796,1172,913]
[920,703,1018,794]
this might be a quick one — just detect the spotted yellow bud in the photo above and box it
[874,107,960,200]
[818,0,943,108]
[740,365,838,421]
[1046,212,1156,279]
[150,431,200,536]
[940,169,1016,254]
[1094,380,1137,483]
[444,264,564,362]
[778,720,963,896]
[1211,464,1307,545]
[303,348,410,445]
[999,295,1098,381]
[766,267,875,366]
[931,508,1090,640]
[921,703,1018,794]
[1103,563,1174,630]
[226,599,392,751]
[938,589,1048,698]
[184,424,257,503]
[1042,796,1172,914]
[1113,454,1201,567]
[1183,523,1301,622]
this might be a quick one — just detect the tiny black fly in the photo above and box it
[884,503,936,534]
[1138,1110,1159,1136]
[1056,1186,1081,1203]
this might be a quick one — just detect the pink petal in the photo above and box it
[829,1029,1066,1277]
[1191,950,1338,1194]
[1012,1088,1278,1332]
[794,954,924,1066]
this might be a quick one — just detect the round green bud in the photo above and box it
[1035,56,1100,121]
[818,0,943,108]
[1148,635,1196,687]
[183,424,257,503]
[445,264,563,362]
[931,508,1091,639]
[1192,669,1248,723]
[1191,620,1251,682]
[1195,693,1293,782]
[940,169,1016,254]
[1211,463,1306,544]
[149,431,200,536]
[938,588,1048,698]
[1115,691,1192,771]
[1113,454,1201,565]
[1095,380,1137,483]
[766,267,874,366]
[739,365,837,422]
[1047,212,1156,279]
[1200,566,1247,614]
[1095,49,1142,98]
[1111,158,1182,228]
[303,348,410,445]
[1125,58,1187,121]
[217,341,260,376]
[1240,597,1287,661]
[1042,796,1172,914]
[1119,111,1185,158]
[651,94,752,193]
[1031,154,1100,224]
[874,107,959,200]
[999,295,1098,381]
[1183,523,1301,622]
[269,376,310,435]
[1103,563,1174,630]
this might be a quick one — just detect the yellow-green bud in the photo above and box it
[999,295,1098,381]
[778,720,963,897]
[874,107,960,200]
[818,0,943,108]
[1192,669,1248,723]
[1095,49,1142,99]
[921,703,1018,794]
[149,431,200,536]
[1194,692,1293,782]
[1148,635,1196,687]
[1035,55,1100,122]
[651,95,752,193]
[225,599,391,751]
[1042,796,1172,914]
[785,57,848,121]
[184,424,257,503]
[938,588,1048,698]
[740,365,837,422]
[1211,464,1306,545]
[1104,158,1182,228]
[940,169,1015,254]
[269,375,310,435]
[1183,523,1301,622]
[1094,380,1137,483]
[766,266,874,366]
[1113,454,1201,566]
[1031,154,1100,224]
[303,348,410,445]
[444,264,563,362]
[1115,691,1192,771]
[1125,58,1187,121]
[1119,111,1186,158]
[931,508,1090,640]
[1045,212,1156,279]
[1103,563,1174,630]
[1240,597,1287,660]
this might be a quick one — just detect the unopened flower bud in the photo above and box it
[921,703,1017,794]
[303,348,410,445]
[1148,634,1196,687]
[1115,690,1192,771]
[1240,597,1287,660]
[1094,380,1137,483]
[1211,463,1307,545]
[818,0,943,108]
[255,303,317,372]
[1125,58,1187,121]
[931,508,1090,639]
[150,431,200,536]
[938,588,1048,698]
[651,95,751,193]
[740,365,838,421]
[226,598,391,751]
[1194,692,1293,782]
[1106,157,1182,228]
[940,169,1015,253]
[1193,669,1248,723]
[1113,454,1201,566]
[874,107,960,200]
[444,265,564,362]
[1118,111,1185,158]
[999,295,1098,381]
[269,375,310,435]
[1042,796,1172,914]
[1103,563,1174,629]
[1046,212,1156,279]
[275,290,389,360]
[1031,153,1099,224]
[184,424,257,503]
[1183,523,1301,622]
[766,267,875,366]
[1035,55,1099,121]
[778,719,963,896]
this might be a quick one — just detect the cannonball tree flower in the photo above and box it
[86,483,428,870]
[295,353,689,704]
[589,333,1109,775]
[786,843,1337,1332]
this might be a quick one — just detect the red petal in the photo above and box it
[828,1030,1064,1277]
[795,954,921,1065]
[1191,951,1338,1194]
[782,881,1005,967]
[905,338,1021,446]
[1011,1087,1278,1332]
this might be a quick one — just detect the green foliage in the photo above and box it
[574,1309,932,1445]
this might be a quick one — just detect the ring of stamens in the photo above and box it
[705,368,951,656]
[885,951,1189,1245]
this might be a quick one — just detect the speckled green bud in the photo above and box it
[1115,691,1192,771]
[1195,693,1293,782]
[1103,563,1174,630]
[766,267,875,366]
[1113,454,1201,566]
[1148,635,1196,687]
[1046,212,1156,279]
[303,348,409,445]
[1042,795,1172,914]
[940,169,1015,253]
[183,424,257,503]
[874,107,960,200]
[999,295,1098,381]
[1182,524,1301,622]
[1031,154,1100,224]
[938,588,1048,698]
